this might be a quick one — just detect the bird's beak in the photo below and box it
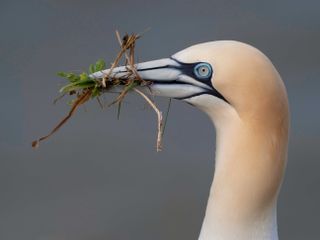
[90,57,214,100]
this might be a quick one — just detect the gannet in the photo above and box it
[92,41,289,240]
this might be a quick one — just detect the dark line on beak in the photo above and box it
[175,89,229,103]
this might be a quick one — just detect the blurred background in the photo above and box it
[1,0,319,239]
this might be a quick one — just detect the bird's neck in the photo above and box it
[198,105,288,240]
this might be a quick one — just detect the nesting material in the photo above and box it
[32,31,169,151]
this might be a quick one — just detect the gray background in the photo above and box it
[1,0,319,239]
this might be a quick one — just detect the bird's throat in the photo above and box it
[197,106,287,240]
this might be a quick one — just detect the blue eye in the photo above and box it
[194,63,212,79]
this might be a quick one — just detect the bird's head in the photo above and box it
[91,41,288,129]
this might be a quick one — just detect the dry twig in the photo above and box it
[134,88,163,152]
[32,31,167,151]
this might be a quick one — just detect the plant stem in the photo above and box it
[133,88,163,152]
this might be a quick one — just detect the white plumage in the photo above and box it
[94,41,289,240]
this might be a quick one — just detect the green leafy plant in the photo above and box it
[32,31,170,151]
